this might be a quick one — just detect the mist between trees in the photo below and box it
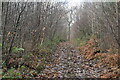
[1,1,120,78]
[2,2,119,54]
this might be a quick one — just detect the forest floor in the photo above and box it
[2,39,120,78]
[39,41,120,78]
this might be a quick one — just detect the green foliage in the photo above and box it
[3,68,22,78]
[2,61,6,68]
[73,34,98,47]
[3,36,66,78]
[36,63,45,73]
[23,53,33,59]
[38,36,66,52]
[18,66,38,77]
[0,43,2,47]
[3,65,39,78]
[12,47,24,53]
[73,34,91,47]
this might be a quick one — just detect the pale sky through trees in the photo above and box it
[67,0,81,7]
[2,0,120,78]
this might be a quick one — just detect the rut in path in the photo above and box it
[42,42,105,78]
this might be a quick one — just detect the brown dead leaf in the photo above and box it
[9,58,15,64]
[101,72,120,78]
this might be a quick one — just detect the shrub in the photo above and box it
[38,36,66,52]
[3,68,22,78]
[0,43,2,47]
[36,63,45,73]
[12,47,24,53]
[72,34,91,47]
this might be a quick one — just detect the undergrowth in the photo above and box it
[72,34,92,47]
[38,36,66,52]
[79,35,120,78]
[2,36,66,78]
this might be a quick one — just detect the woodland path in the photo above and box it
[41,42,110,78]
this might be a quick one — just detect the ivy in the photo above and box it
[12,47,24,53]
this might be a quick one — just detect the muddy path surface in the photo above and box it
[41,42,110,78]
